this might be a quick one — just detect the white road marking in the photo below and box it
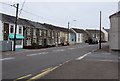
[76,52,91,60]
[0,57,15,61]
[68,48,75,50]
[53,49,65,52]
[99,60,113,62]
[26,52,48,56]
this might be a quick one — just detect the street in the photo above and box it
[2,44,100,80]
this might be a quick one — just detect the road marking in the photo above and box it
[99,60,113,62]
[0,57,15,61]
[41,67,52,72]
[14,74,32,81]
[68,48,75,50]
[26,52,48,56]
[26,54,37,56]
[27,67,56,81]
[53,49,65,52]
[76,52,91,60]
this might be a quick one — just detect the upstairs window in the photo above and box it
[10,25,14,33]
[27,28,31,35]
[33,29,36,36]
[39,30,42,36]
[19,27,22,34]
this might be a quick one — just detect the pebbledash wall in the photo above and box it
[109,11,120,50]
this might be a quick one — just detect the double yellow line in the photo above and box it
[14,67,57,81]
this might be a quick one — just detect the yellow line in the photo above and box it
[41,67,52,72]
[14,74,32,81]
[27,67,55,81]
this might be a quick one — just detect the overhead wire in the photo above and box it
[19,0,26,16]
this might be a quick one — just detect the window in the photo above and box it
[27,29,31,35]
[27,38,31,45]
[33,38,36,43]
[33,29,36,36]
[39,38,42,45]
[10,25,14,33]
[52,31,54,37]
[39,30,42,36]
[16,40,22,45]
[44,30,47,36]
[19,27,22,34]
[48,30,51,37]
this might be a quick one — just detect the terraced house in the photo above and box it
[1,13,24,49]
[22,19,47,49]
[42,23,69,46]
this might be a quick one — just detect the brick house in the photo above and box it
[86,29,104,41]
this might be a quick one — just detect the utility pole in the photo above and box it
[99,11,102,49]
[13,3,19,51]
[67,22,70,45]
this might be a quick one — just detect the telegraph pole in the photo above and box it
[67,22,70,45]
[99,11,102,49]
[13,3,19,51]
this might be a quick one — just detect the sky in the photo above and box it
[0,0,119,29]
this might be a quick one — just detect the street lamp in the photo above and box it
[67,20,77,45]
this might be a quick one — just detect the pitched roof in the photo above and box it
[0,13,46,30]
[109,11,120,18]
[86,29,100,33]
[72,28,86,33]
[42,23,70,32]
[104,29,109,33]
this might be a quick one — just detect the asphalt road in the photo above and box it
[2,44,104,80]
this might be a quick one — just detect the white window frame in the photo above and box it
[33,29,36,36]
[27,28,31,35]
[19,26,22,34]
[9,24,14,34]
[39,30,42,36]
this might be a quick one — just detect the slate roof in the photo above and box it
[42,23,70,33]
[109,11,120,18]
[0,13,46,30]
[72,28,86,33]
[86,29,100,33]
[104,29,109,33]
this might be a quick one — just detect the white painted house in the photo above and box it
[109,11,120,50]
[101,27,109,42]
[71,28,87,43]
[1,13,24,49]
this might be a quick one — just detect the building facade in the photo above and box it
[1,14,24,49]
[109,11,120,50]
[71,28,88,43]
[101,27,109,42]
[86,29,104,42]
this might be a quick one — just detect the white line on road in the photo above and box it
[0,57,15,61]
[99,60,113,62]
[53,49,66,52]
[26,52,48,56]
[67,48,76,50]
[76,52,91,60]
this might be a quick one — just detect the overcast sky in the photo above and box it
[0,0,119,29]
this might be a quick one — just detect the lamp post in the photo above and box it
[99,11,102,49]
[67,20,76,45]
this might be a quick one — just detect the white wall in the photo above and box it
[0,21,3,41]
[76,33,83,43]
[109,15,120,50]
[101,28,108,41]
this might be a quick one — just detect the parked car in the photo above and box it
[87,38,98,44]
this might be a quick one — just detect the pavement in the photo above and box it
[40,45,119,80]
